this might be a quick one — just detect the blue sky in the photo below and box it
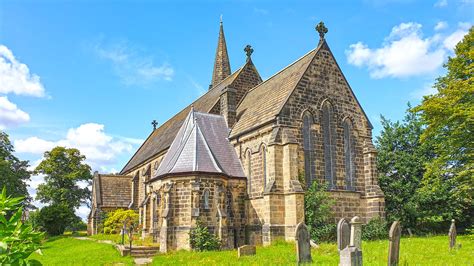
[0,0,472,219]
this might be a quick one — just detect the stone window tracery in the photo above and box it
[344,119,356,190]
[302,111,315,187]
[322,102,336,189]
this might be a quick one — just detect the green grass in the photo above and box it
[152,235,474,265]
[28,236,134,265]
[90,233,159,247]
[25,234,474,265]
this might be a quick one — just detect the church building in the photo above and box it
[88,21,385,252]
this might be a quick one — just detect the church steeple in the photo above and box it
[210,18,231,89]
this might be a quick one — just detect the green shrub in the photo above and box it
[103,209,138,234]
[189,221,220,251]
[38,204,78,236]
[362,217,388,240]
[0,187,44,265]
[304,180,336,243]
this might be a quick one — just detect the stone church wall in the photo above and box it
[278,46,385,222]
[142,175,246,251]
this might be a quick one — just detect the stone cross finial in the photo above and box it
[244,45,254,62]
[151,120,158,130]
[316,21,328,41]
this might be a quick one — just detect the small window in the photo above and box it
[262,145,267,191]
[246,150,252,195]
[203,189,210,209]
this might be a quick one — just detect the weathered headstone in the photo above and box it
[237,245,256,257]
[340,216,363,266]
[449,219,456,250]
[340,246,363,266]
[295,222,312,264]
[337,218,350,251]
[388,221,401,266]
[350,216,363,250]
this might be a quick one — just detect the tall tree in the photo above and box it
[376,108,435,230]
[413,27,473,228]
[0,131,31,204]
[35,147,92,210]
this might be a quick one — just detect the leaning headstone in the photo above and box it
[295,222,312,264]
[337,218,350,251]
[449,219,456,250]
[237,245,256,257]
[388,221,401,266]
[350,216,363,250]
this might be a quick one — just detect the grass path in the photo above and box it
[28,236,134,265]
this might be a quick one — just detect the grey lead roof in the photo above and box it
[153,109,245,179]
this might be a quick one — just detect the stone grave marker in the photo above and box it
[449,219,456,250]
[339,216,363,266]
[295,222,312,264]
[340,247,363,266]
[337,218,350,252]
[237,245,256,257]
[388,221,401,266]
[350,216,363,250]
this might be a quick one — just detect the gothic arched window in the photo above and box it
[246,150,252,195]
[203,189,210,210]
[261,145,267,191]
[322,102,336,189]
[302,112,315,187]
[344,120,356,190]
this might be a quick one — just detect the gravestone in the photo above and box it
[449,219,456,250]
[237,245,256,257]
[337,218,350,251]
[295,222,312,264]
[350,216,362,250]
[340,246,363,266]
[340,216,363,266]
[388,221,401,266]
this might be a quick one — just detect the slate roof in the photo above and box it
[153,109,245,179]
[93,174,133,208]
[231,48,317,136]
[120,67,244,174]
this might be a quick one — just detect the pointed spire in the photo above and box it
[210,17,231,89]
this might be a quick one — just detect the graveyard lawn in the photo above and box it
[152,235,473,265]
[28,236,134,265]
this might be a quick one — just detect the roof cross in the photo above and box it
[316,21,328,41]
[151,120,158,130]
[244,45,254,62]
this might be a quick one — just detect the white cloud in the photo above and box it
[0,45,45,97]
[15,137,55,154]
[443,22,471,50]
[410,83,438,100]
[15,123,137,170]
[434,0,448,7]
[434,21,448,31]
[346,22,470,79]
[0,96,30,129]
[76,205,91,221]
[93,41,174,85]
